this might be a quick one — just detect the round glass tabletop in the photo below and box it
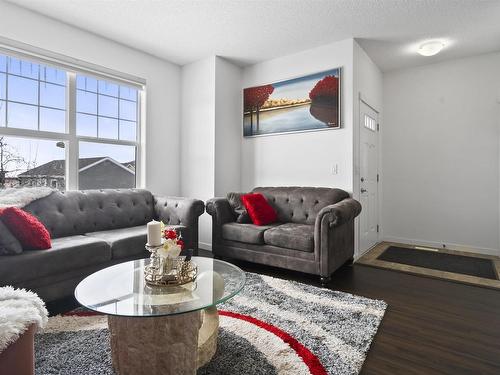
[74,256,246,317]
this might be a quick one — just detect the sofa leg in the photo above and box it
[346,257,354,266]
[320,276,331,287]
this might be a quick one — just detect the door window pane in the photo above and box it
[7,102,38,130]
[40,82,66,109]
[77,90,97,114]
[98,117,118,139]
[0,136,66,190]
[119,120,136,141]
[8,75,38,105]
[78,141,136,189]
[119,99,136,121]
[98,95,118,118]
[77,113,97,137]
[40,108,65,133]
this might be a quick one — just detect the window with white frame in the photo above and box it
[0,52,142,191]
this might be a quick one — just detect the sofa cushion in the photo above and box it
[0,235,111,285]
[226,192,251,223]
[222,222,279,245]
[263,223,315,252]
[86,225,186,259]
[0,220,23,255]
[86,225,148,260]
[23,189,155,239]
[252,187,350,224]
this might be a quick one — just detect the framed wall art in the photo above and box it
[243,68,341,137]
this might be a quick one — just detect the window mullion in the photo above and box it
[66,72,78,190]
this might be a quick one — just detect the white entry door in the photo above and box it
[359,101,379,253]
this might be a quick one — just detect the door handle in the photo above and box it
[361,188,367,193]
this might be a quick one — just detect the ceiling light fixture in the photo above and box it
[417,41,445,56]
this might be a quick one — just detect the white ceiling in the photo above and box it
[6,0,500,71]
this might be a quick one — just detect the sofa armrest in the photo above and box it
[153,196,205,252]
[206,198,235,224]
[315,198,362,229]
[206,198,235,245]
[314,198,361,277]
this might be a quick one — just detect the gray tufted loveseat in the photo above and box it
[0,189,204,302]
[207,187,361,284]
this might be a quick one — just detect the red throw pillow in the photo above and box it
[241,193,278,226]
[0,207,51,250]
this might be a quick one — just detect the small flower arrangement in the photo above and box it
[158,226,184,259]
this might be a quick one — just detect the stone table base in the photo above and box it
[108,308,219,375]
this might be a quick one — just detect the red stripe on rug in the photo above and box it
[219,310,328,375]
[64,308,328,374]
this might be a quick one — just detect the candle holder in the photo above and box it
[144,243,197,286]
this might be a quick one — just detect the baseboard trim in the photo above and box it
[382,236,500,257]
[199,242,212,251]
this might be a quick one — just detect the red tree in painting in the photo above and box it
[244,85,274,111]
[309,75,339,103]
[244,84,274,131]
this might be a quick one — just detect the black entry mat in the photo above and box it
[377,246,498,280]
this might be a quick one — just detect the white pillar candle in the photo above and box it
[147,220,162,246]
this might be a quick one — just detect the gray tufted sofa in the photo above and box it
[0,189,204,302]
[206,187,361,284]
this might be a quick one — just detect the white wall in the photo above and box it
[0,1,181,196]
[214,57,242,196]
[382,52,500,254]
[180,56,242,249]
[180,56,216,247]
[241,39,355,192]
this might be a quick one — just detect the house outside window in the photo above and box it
[0,51,144,191]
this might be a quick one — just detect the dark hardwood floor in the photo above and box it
[226,257,500,375]
[49,252,500,375]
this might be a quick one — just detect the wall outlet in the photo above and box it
[332,164,339,175]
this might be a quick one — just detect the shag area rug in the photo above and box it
[36,272,387,375]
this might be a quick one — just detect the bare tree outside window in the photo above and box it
[0,136,26,188]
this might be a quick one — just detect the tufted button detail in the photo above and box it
[175,203,178,208]
[164,203,168,207]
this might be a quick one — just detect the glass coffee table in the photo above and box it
[75,256,245,375]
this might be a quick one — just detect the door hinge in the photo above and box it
[377,123,380,131]
[376,224,379,233]
[377,174,379,182]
